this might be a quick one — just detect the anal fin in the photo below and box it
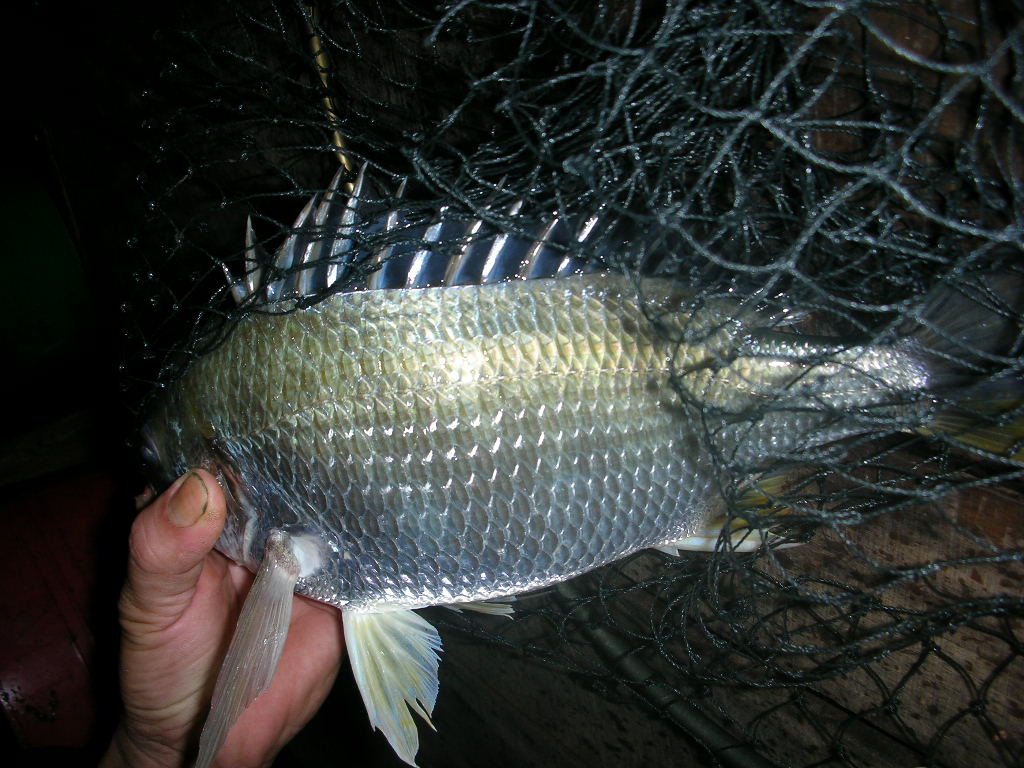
[655,523,798,554]
[657,473,799,554]
[921,399,1024,462]
[444,597,516,617]
[195,530,300,768]
[654,529,773,554]
[344,608,443,767]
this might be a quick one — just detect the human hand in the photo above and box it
[100,470,345,768]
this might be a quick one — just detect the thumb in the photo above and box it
[121,469,228,632]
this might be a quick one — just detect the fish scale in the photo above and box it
[156,275,716,612]
[140,167,1017,768]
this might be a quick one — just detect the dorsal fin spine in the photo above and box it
[325,162,367,290]
[240,168,606,302]
[479,199,525,284]
[367,177,408,291]
[442,214,485,287]
[516,217,560,280]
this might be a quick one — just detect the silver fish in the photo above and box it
[141,166,1021,766]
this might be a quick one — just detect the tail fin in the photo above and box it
[909,271,1024,461]
[921,396,1024,462]
[909,271,1024,380]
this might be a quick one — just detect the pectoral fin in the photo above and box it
[344,608,443,767]
[195,530,300,768]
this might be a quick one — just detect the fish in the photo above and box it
[139,164,1024,767]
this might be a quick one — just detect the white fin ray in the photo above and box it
[297,165,348,297]
[267,193,319,301]
[344,608,443,767]
[444,597,516,616]
[243,215,266,296]
[222,216,268,305]
[222,262,248,305]
[479,198,524,283]
[516,216,561,279]
[442,213,487,287]
[552,213,599,278]
[325,161,368,290]
[405,207,448,288]
[654,519,798,554]
[367,177,409,290]
[195,530,300,768]
[440,177,509,287]
[576,212,601,243]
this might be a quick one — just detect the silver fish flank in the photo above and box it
[140,167,1012,766]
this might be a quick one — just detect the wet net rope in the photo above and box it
[106,1,1023,766]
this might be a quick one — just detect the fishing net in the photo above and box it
[46,0,1023,765]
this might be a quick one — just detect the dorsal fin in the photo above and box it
[266,193,318,302]
[366,178,409,291]
[323,162,368,291]
[223,166,606,305]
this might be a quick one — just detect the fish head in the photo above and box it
[140,387,271,570]
[139,389,215,492]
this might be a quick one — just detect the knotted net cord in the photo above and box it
[97,2,1024,765]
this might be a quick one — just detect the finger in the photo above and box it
[121,469,228,630]
[134,485,156,510]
